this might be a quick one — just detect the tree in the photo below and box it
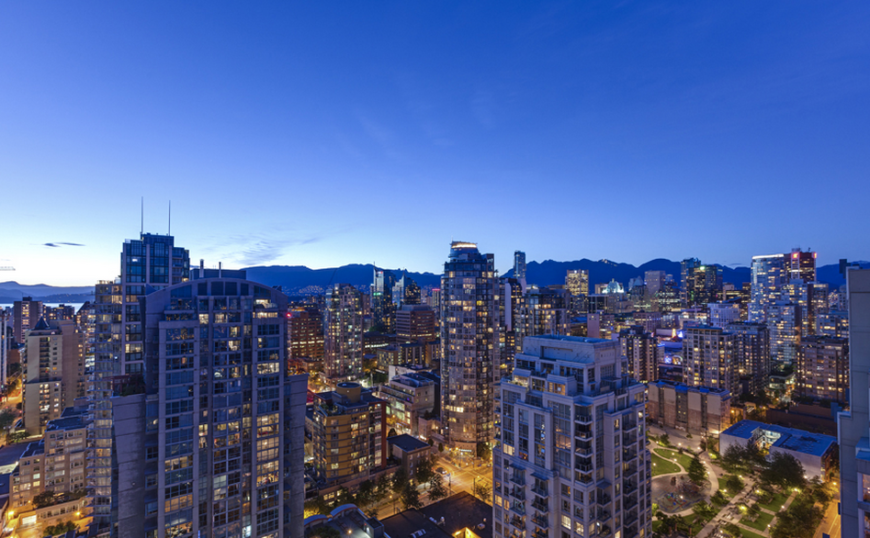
[692,500,715,521]
[374,473,392,503]
[303,497,331,517]
[392,468,409,495]
[7,431,26,443]
[760,452,806,490]
[699,439,707,452]
[356,480,375,509]
[477,441,491,462]
[428,472,448,502]
[725,474,744,494]
[387,428,398,439]
[0,408,16,430]
[688,455,707,486]
[660,433,670,447]
[472,480,491,502]
[721,523,742,538]
[438,442,444,453]
[401,479,423,510]
[415,455,435,486]
[33,490,57,509]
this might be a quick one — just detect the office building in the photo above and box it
[818,310,849,338]
[682,326,736,392]
[708,302,741,328]
[797,336,849,404]
[440,242,500,452]
[494,335,651,538]
[514,251,527,282]
[500,277,525,376]
[324,283,364,382]
[311,382,386,487]
[726,322,770,396]
[647,380,731,436]
[769,302,802,365]
[749,254,788,323]
[619,326,657,383]
[22,318,85,435]
[43,304,76,322]
[645,270,666,296]
[372,269,397,333]
[838,268,870,537]
[652,280,681,313]
[395,304,436,344]
[139,275,308,538]
[789,248,817,283]
[13,297,43,342]
[681,259,721,307]
[286,306,324,361]
[566,269,589,315]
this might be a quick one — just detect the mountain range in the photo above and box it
[2,259,864,302]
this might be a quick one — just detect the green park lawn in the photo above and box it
[757,491,788,512]
[740,508,775,531]
[651,453,681,476]
[654,448,695,472]
[739,528,766,538]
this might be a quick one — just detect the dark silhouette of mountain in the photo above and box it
[502,259,752,288]
[243,264,442,291]
[0,282,95,303]
[816,261,870,289]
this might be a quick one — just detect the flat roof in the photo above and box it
[721,420,836,457]
[530,334,611,344]
[388,434,430,453]
[419,491,492,538]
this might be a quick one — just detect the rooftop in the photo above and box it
[530,334,611,345]
[388,434,430,453]
[381,491,492,538]
[650,379,730,396]
[721,420,836,457]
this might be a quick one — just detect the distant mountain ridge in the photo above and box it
[2,258,863,302]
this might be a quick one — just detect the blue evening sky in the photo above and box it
[2,2,868,285]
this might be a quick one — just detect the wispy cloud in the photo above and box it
[200,231,322,267]
[43,242,85,248]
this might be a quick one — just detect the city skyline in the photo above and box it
[2,2,869,285]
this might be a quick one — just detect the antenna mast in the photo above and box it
[168,200,171,235]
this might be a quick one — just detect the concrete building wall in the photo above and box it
[115,394,147,538]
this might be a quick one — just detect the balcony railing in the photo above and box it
[533,514,549,528]
[531,498,548,512]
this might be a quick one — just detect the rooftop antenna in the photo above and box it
[140,197,144,235]
[168,200,171,235]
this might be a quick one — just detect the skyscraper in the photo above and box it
[727,322,770,396]
[749,254,788,323]
[13,296,43,342]
[619,325,657,383]
[22,318,85,435]
[140,275,308,538]
[286,306,324,361]
[494,335,651,538]
[371,269,397,333]
[441,242,500,452]
[797,336,848,404]
[837,268,869,538]
[566,269,589,315]
[514,251,526,282]
[324,283,364,381]
[644,270,666,296]
[683,326,737,392]
[789,248,817,283]
[769,301,802,365]
[680,259,722,307]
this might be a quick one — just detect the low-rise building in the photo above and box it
[387,434,432,477]
[377,373,436,436]
[720,420,836,479]
[646,380,731,437]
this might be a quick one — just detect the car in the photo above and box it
[437,467,448,476]
[13,419,22,431]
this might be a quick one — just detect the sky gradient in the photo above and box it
[2,2,869,286]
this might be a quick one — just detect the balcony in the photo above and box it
[533,513,549,528]
[622,433,637,445]
[596,508,611,521]
[533,531,548,538]
[510,488,525,501]
[509,502,526,516]
[624,481,638,495]
[623,464,638,477]
[622,448,637,461]
[575,446,593,456]
[624,495,638,510]
[596,494,611,506]
[575,463,593,473]
[575,429,593,440]
[531,484,548,497]
[576,414,593,423]
[509,516,525,530]
[510,474,526,486]
[624,509,638,525]
[531,498,548,512]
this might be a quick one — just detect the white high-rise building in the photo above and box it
[324,283,364,381]
[837,268,869,537]
[494,335,651,538]
[683,326,737,392]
